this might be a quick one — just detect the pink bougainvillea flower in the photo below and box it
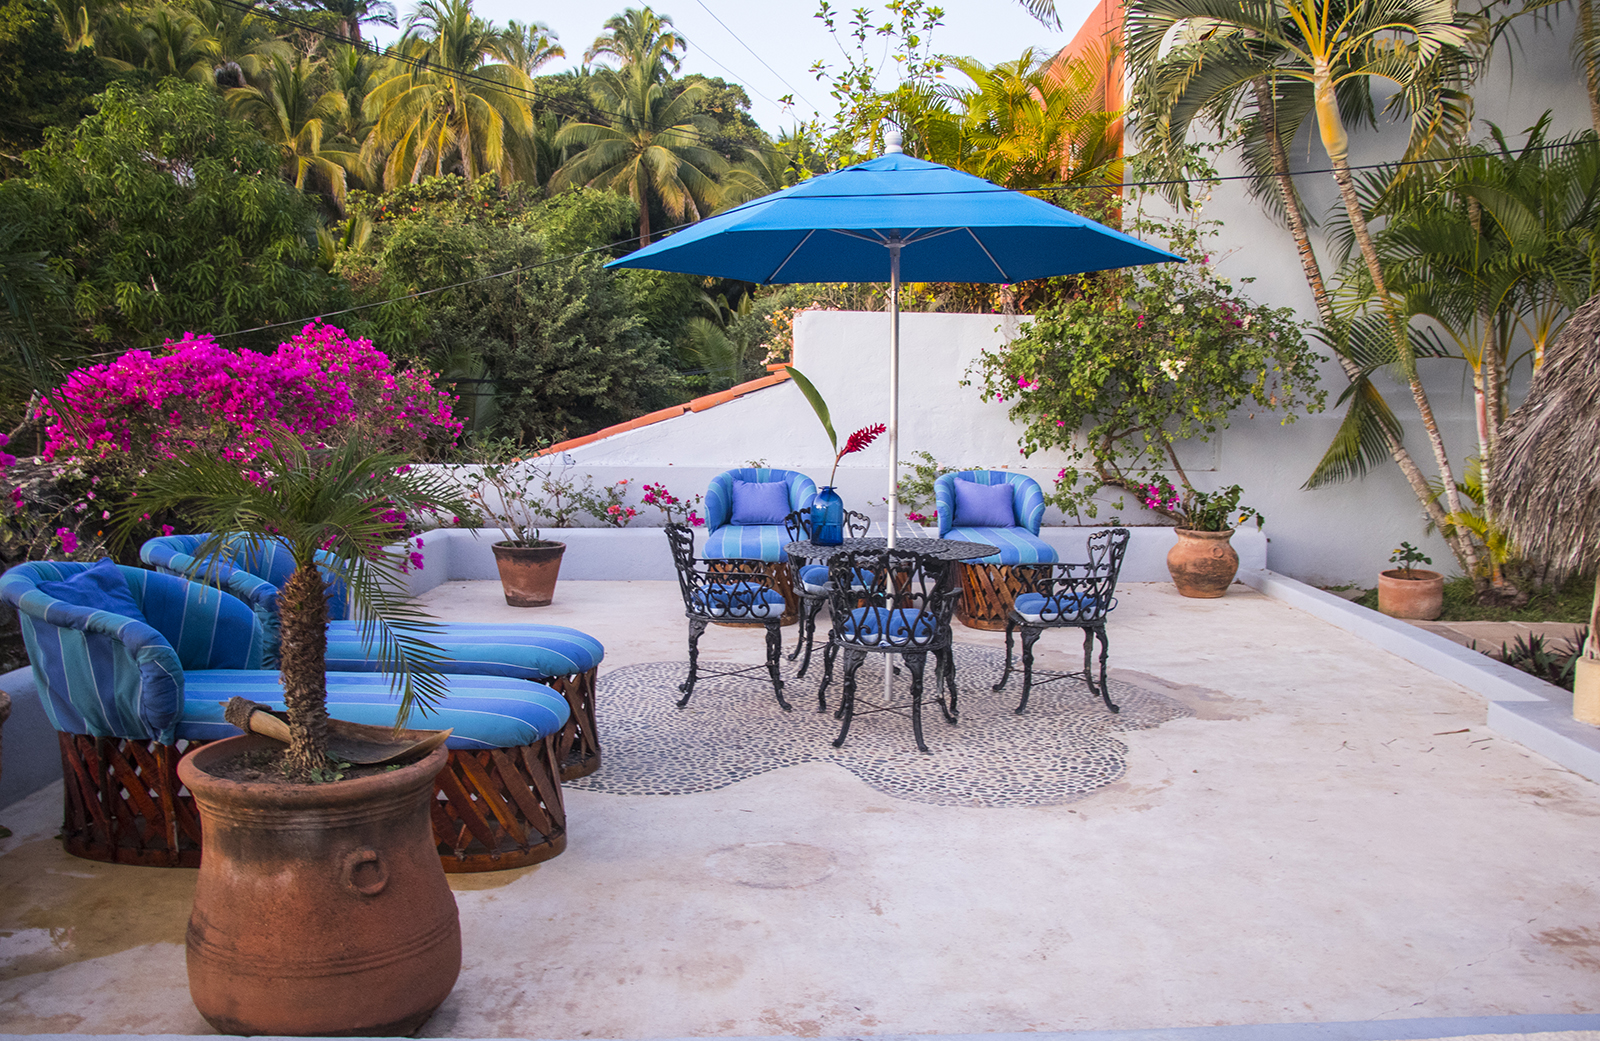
[57,528,78,554]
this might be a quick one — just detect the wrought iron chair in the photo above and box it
[665,523,790,711]
[993,527,1130,715]
[816,548,962,753]
[782,506,871,678]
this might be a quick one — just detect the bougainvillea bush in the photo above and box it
[40,322,462,464]
[3,322,462,563]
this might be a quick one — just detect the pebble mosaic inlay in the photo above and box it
[568,644,1191,807]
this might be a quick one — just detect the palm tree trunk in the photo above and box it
[277,564,330,780]
[1258,76,1462,550]
[1314,68,1484,582]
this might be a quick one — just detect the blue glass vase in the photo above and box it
[812,486,845,545]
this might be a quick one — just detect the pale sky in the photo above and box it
[370,0,1101,135]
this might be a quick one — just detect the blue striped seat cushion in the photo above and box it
[690,584,785,618]
[796,565,875,594]
[701,523,792,562]
[841,607,939,647]
[946,527,1059,565]
[1014,592,1103,623]
[176,671,571,750]
[325,622,604,679]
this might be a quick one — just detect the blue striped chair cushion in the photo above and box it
[1,561,265,744]
[176,671,571,750]
[842,607,939,647]
[796,565,875,594]
[324,622,604,679]
[701,523,793,562]
[935,470,1048,538]
[690,584,786,618]
[945,527,1060,566]
[1014,592,1104,623]
[141,533,349,623]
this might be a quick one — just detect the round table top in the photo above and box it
[785,537,997,563]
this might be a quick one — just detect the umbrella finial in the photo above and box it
[884,129,903,155]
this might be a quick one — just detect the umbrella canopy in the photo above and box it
[1491,291,1600,655]
[606,138,1182,543]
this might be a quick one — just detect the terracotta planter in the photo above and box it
[492,539,566,607]
[1575,655,1600,725]
[1166,528,1240,598]
[1377,568,1445,621]
[180,735,461,1037]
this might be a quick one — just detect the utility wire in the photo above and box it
[669,25,794,115]
[691,0,821,114]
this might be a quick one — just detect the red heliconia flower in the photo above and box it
[839,423,886,458]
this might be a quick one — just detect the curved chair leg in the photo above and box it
[902,651,930,753]
[817,636,838,713]
[832,649,867,748]
[1093,624,1119,714]
[993,620,1017,691]
[765,621,792,711]
[793,596,827,677]
[1014,625,1043,714]
[935,647,959,724]
[678,617,708,708]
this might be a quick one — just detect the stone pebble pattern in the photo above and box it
[568,643,1191,808]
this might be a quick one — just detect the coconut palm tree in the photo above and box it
[316,0,397,46]
[229,52,359,208]
[551,65,727,246]
[122,434,470,780]
[1126,0,1489,578]
[503,19,564,76]
[584,6,685,76]
[363,0,536,187]
[323,41,383,146]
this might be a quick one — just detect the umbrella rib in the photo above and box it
[766,230,817,283]
[964,229,1011,281]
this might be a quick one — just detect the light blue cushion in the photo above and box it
[175,671,571,751]
[797,564,876,594]
[946,526,1060,566]
[731,479,792,525]
[35,558,147,624]
[952,480,1016,528]
[701,523,791,562]
[691,583,786,618]
[325,622,604,679]
[1015,592,1103,623]
[842,607,938,647]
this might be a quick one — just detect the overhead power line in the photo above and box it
[691,0,821,114]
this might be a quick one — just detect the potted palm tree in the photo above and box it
[120,433,472,1037]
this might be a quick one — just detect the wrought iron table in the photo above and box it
[784,537,997,565]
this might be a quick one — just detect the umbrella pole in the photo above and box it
[886,239,902,702]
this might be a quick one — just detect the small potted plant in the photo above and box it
[460,438,579,607]
[1378,541,1445,620]
[1146,479,1262,598]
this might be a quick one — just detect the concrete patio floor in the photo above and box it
[1,580,1599,1037]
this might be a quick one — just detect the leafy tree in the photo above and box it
[228,50,358,209]
[0,0,108,177]
[17,80,344,350]
[364,0,537,187]
[676,73,770,162]
[502,17,561,75]
[314,0,396,46]
[552,65,726,245]
[584,5,685,73]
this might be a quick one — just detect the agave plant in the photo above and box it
[119,433,471,781]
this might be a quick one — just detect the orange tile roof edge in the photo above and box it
[539,367,792,456]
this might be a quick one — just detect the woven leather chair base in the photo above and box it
[706,560,800,626]
[56,732,568,873]
[956,564,1046,631]
[546,667,601,780]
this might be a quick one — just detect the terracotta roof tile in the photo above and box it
[539,368,792,455]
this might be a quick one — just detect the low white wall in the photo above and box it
[406,525,1265,592]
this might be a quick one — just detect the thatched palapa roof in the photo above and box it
[1491,292,1600,573]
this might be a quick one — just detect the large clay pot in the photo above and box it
[492,539,566,607]
[180,735,461,1037]
[1377,568,1445,620]
[1166,528,1239,598]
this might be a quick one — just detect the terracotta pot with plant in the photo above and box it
[461,439,583,606]
[1378,542,1445,620]
[123,433,472,1037]
[1145,479,1262,598]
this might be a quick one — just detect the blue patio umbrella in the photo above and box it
[608,134,1182,544]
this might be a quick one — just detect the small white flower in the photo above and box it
[1171,303,1185,315]
[1158,358,1188,380]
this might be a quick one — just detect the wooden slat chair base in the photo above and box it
[706,560,799,626]
[55,735,568,873]
[957,563,1046,631]
[545,668,600,781]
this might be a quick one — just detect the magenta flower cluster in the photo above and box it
[40,322,463,464]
